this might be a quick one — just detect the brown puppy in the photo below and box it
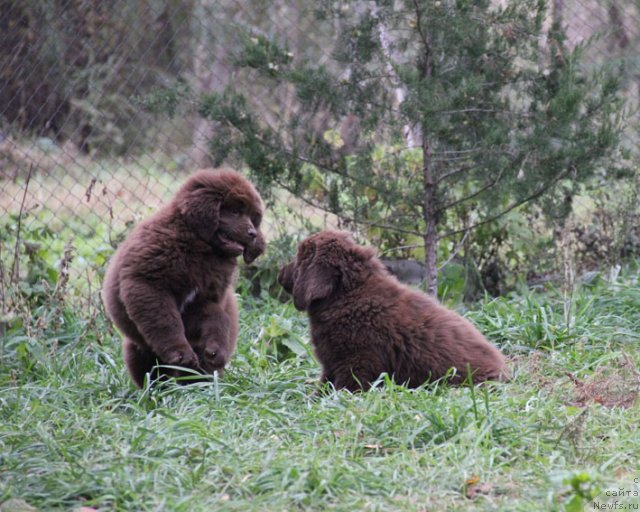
[278,230,508,391]
[102,168,265,387]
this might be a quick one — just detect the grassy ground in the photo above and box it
[1,267,639,511]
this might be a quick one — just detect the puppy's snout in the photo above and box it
[277,262,295,293]
[203,347,227,370]
[248,226,257,239]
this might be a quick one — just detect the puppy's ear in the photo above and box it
[293,262,336,311]
[243,228,266,264]
[178,188,221,243]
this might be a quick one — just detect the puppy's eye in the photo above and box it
[230,207,242,216]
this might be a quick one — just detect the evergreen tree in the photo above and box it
[197,0,625,294]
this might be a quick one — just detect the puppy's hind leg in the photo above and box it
[122,337,160,388]
[331,356,387,392]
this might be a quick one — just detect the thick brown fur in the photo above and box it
[278,230,509,391]
[102,168,265,387]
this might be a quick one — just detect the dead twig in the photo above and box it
[85,177,97,202]
[11,164,33,285]
[437,230,470,272]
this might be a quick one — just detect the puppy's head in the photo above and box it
[176,168,265,263]
[278,230,375,311]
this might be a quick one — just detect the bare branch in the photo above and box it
[379,243,424,255]
[437,230,470,272]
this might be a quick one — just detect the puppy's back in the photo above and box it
[407,286,507,383]
[366,267,508,385]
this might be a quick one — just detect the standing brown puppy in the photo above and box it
[278,230,508,391]
[102,168,265,387]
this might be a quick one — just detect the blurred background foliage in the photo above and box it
[1,0,640,314]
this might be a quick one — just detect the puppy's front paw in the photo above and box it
[162,345,200,369]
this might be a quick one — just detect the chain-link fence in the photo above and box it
[1,0,639,295]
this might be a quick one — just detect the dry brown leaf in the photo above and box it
[466,480,493,499]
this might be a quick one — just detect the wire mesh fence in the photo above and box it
[1,0,639,293]
[0,1,339,240]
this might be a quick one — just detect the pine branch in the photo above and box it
[437,166,507,213]
[222,116,404,200]
[434,164,476,185]
[274,178,423,237]
[438,108,534,117]
[439,165,574,240]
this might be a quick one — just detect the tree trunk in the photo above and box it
[372,1,436,291]
[418,12,437,296]
[422,135,438,296]
[371,2,420,148]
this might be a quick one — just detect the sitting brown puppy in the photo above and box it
[102,168,265,387]
[278,230,508,391]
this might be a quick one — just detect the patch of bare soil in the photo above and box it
[567,353,640,409]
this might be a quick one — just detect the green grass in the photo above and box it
[1,270,639,511]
